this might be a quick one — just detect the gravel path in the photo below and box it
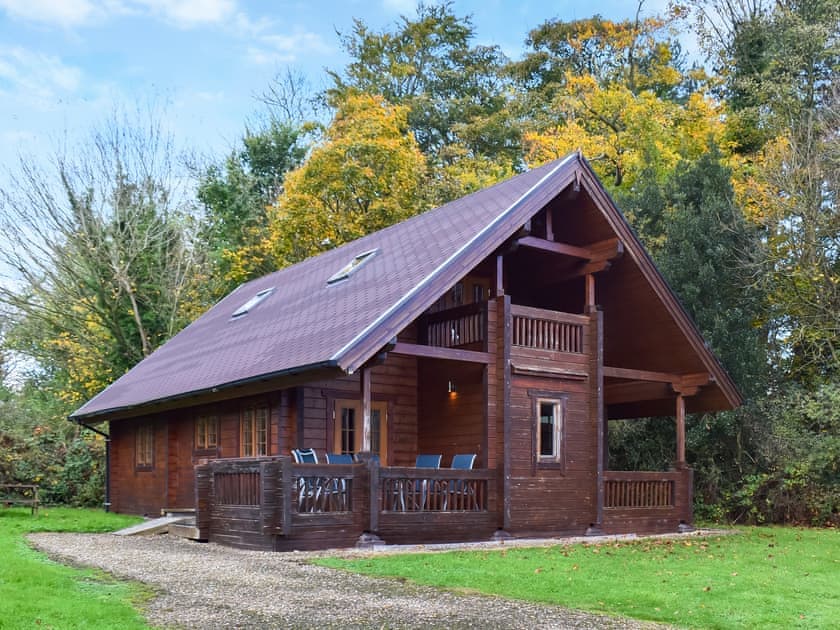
[29,533,669,629]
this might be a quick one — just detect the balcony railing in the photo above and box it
[511,304,587,354]
[423,302,486,349]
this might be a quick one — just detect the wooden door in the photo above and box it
[167,419,196,509]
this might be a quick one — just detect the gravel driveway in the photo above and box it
[29,533,668,629]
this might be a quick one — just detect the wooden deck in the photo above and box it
[195,457,691,550]
[196,457,499,550]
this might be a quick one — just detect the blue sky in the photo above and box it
[0,0,675,174]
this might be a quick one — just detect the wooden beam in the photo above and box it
[551,260,612,285]
[604,366,711,388]
[495,254,504,297]
[390,342,491,364]
[516,236,623,263]
[585,273,596,312]
[517,235,592,259]
[675,393,686,468]
[605,381,672,405]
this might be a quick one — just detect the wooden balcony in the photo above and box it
[196,457,498,551]
[421,302,486,349]
[511,304,587,354]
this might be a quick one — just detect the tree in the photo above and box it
[327,1,520,200]
[523,79,724,189]
[196,118,308,295]
[0,106,200,404]
[264,93,428,267]
[690,0,839,379]
[510,6,689,101]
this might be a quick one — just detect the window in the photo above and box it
[195,415,218,451]
[327,249,379,285]
[472,283,485,303]
[240,406,269,457]
[135,424,154,469]
[535,398,565,466]
[452,281,464,305]
[231,287,274,319]
[334,399,388,464]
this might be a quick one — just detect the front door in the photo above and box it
[333,399,388,465]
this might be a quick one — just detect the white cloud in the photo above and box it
[0,47,82,105]
[130,0,237,28]
[248,30,332,65]
[0,0,238,29]
[0,0,98,27]
[381,0,415,13]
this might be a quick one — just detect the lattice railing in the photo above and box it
[379,468,491,512]
[293,473,353,513]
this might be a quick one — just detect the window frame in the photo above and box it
[240,405,269,457]
[529,391,567,472]
[135,423,154,470]
[194,414,219,453]
[330,397,389,465]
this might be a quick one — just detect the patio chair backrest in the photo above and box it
[415,454,442,468]
[326,452,354,464]
[450,454,476,470]
[291,448,318,464]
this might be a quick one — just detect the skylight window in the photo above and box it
[326,248,379,285]
[231,287,275,319]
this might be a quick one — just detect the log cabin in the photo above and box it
[71,152,741,551]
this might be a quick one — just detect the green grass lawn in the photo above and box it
[316,527,839,629]
[0,507,148,630]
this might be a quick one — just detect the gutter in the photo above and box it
[72,419,111,513]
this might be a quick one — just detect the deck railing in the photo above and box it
[510,304,587,354]
[604,471,681,508]
[292,463,355,513]
[214,471,261,505]
[196,457,498,549]
[423,302,486,349]
[379,467,492,512]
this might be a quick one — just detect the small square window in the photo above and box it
[195,415,219,451]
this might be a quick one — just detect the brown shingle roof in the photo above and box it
[72,156,574,419]
[72,153,742,420]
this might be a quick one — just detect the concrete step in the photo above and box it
[114,515,189,537]
[169,520,204,541]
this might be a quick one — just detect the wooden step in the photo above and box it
[168,520,204,541]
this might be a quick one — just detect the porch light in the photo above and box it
[447,379,457,395]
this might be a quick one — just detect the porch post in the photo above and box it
[675,393,686,469]
[360,368,372,452]
[586,304,606,536]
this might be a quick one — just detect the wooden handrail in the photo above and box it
[509,304,590,325]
